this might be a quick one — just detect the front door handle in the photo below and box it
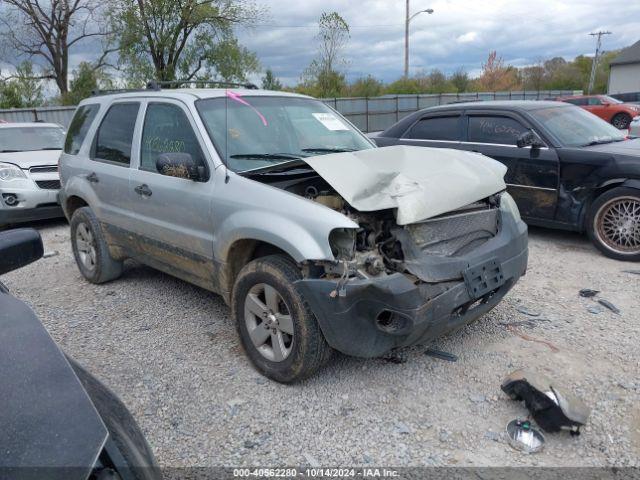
[134,184,152,197]
[87,172,99,183]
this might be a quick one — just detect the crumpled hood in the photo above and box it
[302,145,507,225]
[0,150,61,170]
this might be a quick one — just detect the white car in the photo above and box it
[630,116,640,137]
[0,122,65,227]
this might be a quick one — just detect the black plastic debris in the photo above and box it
[424,347,458,362]
[597,299,621,315]
[501,369,590,435]
[579,289,600,298]
[516,306,541,317]
[623,270,640,275]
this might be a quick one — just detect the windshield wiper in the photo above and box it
[301,147,356,154]
[0,150,20,153]
[240,159,312,175]
[39,147,62,150]
[230,153,302,160]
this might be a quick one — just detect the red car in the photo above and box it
[557,94,640,129]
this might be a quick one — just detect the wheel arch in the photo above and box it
[579,178,640,231]
[220,238,297,304]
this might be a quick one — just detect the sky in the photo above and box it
[1,0,640,89]
[233,0,640,85]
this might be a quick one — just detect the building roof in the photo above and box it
[610,40,640,66]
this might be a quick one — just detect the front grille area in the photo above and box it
[30,165,58,173]
[406,208,499,257]
[35,180,61,190]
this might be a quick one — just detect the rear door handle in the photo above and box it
[134,184,152,197]
[87,172,99,183]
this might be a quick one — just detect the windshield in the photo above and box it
[529,106,626,147]
[601,95,623,104]
[0,126,65,152]
[196,95,374,172]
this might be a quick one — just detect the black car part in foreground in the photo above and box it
[0,228,160,480]
[374,100,640,261]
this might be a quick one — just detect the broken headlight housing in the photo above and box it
[500,192,522,223]
[0,162,27,182]
[328,228,356,261]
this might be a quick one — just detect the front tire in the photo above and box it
[232,255,332,383]
[587,187,640,261]
[612,112,632,130]
[70,207,123,283]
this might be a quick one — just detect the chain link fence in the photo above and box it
[0,90,581,132]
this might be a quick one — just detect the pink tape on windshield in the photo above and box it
[226,90,268,126]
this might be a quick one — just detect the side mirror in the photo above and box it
[156,153,205,181]
[517,130,544,149]
[0,228,44,276]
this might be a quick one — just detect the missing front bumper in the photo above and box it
[295,213,528,358]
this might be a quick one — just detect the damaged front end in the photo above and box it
[247,146,528,358]
[295,192,528,357]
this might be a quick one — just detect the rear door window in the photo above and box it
[467,115,527,146]
[404,116,461,141]
[92,103,140,165]
[64,104,99,155]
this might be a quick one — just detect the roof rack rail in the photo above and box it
[90,88,149,97]
[146,80,259,90]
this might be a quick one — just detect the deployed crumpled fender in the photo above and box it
[501,369,591,434]
[303,145,507,225]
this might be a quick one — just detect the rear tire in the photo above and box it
[232,254,332,383]
[70,206,123,283]
[612,112,632,130]
[587,187,640,261]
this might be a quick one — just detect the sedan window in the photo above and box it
[467,116,527,146]
[404,116,461,141]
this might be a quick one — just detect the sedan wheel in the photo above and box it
[594,196,640,256]
[244,283,294,362]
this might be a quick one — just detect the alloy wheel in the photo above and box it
[595,196,640,255]
[244,283,294,362]
[75,222,97,271]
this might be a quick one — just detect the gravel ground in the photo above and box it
[3,219,640,468]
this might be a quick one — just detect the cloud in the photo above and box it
[457,32,478,44]
[237,0,640,84]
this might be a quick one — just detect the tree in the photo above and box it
[0,0,110,95]
[62,61,114,105]
[347,75,383,97]
[262,69,283,90]
[477,51,521,91]
[110,0,260,85]
[0,61,44,108]
[302,11,350,98]
[450,68,470,92]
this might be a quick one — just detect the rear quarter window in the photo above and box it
[64,104,100,155]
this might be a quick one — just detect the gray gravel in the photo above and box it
[3,219,640,467]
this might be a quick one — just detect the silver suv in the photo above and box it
[59,84,528,382]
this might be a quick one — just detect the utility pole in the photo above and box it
[404,1,434,77]
[587,30,612,94]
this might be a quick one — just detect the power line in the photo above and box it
[587,30,612,94]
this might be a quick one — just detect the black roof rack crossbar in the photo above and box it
[146,80,259,90]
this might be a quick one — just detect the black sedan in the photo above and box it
[0,229,161,480]
[374,101,640,261]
